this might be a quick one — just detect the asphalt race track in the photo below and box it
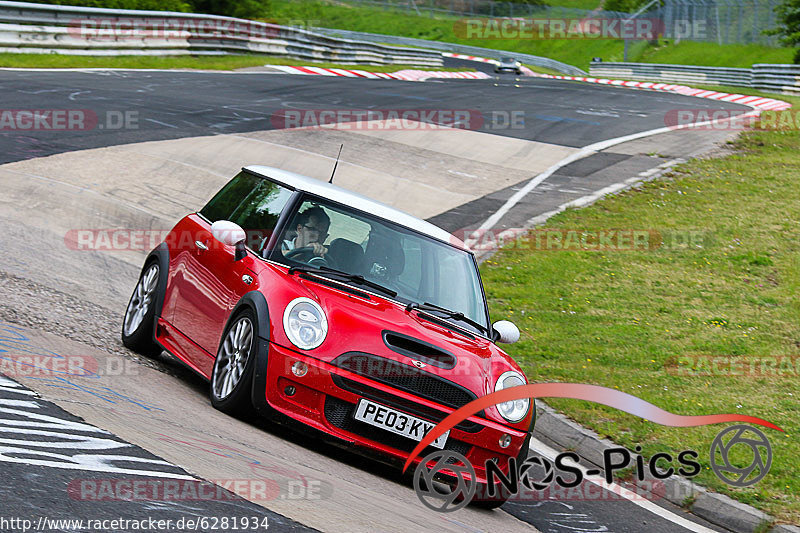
[0,68,749,164]
[0,66,750,532]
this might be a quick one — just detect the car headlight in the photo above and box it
[283,297,328,350]
[494,370,529,422]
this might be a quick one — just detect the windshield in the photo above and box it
[267,195,489,333]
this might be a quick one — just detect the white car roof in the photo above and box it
[244,165,467,250]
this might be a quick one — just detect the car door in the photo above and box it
[170,215,259,362]
[169,171,294,368]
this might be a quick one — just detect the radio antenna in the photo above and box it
[329,144,343,184]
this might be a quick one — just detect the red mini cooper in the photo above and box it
[122,166,533,506]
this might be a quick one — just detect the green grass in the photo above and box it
[265,0,795,70]
[3,1,792,72]
[543,0,603,9]
[480,93,800,522]
[0,53,468,72]
[637,40,794,67]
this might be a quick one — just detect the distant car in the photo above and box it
[495,57,522,75]
[121,166,534,507]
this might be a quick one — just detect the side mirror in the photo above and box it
[210,220,247,261]
[492,320,520,344]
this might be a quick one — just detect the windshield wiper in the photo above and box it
[405,301,490,336]
[289,265,397,298]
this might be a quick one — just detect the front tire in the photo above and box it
[210,309,257,416]
[121,262,162,356]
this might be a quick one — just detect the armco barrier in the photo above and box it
[752,63,800,95]
[589,62,752,87]
[0,0,442,66]
[590,61,800,96]
[311,27,586,76]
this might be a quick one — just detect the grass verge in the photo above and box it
[0,53,470,73]
[267,0,794,70]
[479,93,800,522]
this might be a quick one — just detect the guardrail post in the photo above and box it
[752,0,758,44]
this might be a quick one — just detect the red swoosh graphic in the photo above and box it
[402,383,783,473]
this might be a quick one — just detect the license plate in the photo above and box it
[354,399,450,449]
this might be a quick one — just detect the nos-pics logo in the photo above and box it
[413,424,773,512]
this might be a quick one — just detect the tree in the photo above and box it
[771,0,800,63]
[188,0,269,19]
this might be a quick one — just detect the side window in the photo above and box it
[200,171,294,251]
[201,171,261,223]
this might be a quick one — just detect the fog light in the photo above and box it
[284,385,296,396]
[499,434,512,448]
[291,361,308,377]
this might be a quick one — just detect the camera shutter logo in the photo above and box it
[413,450,476,512]
[710,425,772,487]
[519,455,555,491]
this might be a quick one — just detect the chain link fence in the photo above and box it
[334,0,782,45]
[655,0,779,45]
[339,0,635,19]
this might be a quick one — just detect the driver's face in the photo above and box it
[295,216,329,248]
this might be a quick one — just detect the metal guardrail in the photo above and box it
[0,0,443,66]
[311,27,587,76]
[589,61,751,86]
[752,64,800,95]
[589,61,800,95]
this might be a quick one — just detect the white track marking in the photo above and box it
[0,383,36,396]
[529,438,719,533]
[145,118,178,129]
[0,376,25,387]
[0,399,40,407]
[0,404,196,479]
[0,450,196,479]
[477,109,760,232]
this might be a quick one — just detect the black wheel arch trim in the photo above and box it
[143,243,169,346]
[516,403,537,464]
[222,291,272,415]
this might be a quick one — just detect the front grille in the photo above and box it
[331,352,478,410]
[332,375,482,432]
[324,396,472,456]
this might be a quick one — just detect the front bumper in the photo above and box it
[260,341,531,483]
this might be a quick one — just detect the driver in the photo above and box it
[282,206,330,260]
